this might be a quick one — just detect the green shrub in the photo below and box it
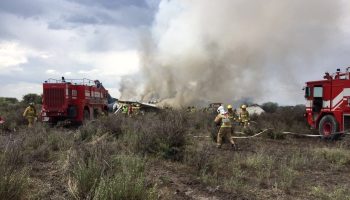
[94,155,156,200]
[78,115,123,141]
[0,141,28,200]
[256,105,314,136]
[135,110,187,161]
[184,143,213,173]
[276,165,298,191]
[261,102,279,113]
[99,115,123,136]
[310,186,350,200]
[70,158,104,199]
[68,142,155,200]
[1,140,24,168]
[22,93,42,105]
[313,148,350,166]
[0,103,27,131]
[265,129,286,140]
[0,166,28,200]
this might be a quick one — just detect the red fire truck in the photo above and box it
[41,78,109,124]
[305,68,350,137]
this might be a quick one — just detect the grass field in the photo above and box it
[1,104,350,200]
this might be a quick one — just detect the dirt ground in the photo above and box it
[145,131,350,200]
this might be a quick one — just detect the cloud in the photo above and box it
[1,0,349,106]
[0,0,156,99]
[0,41,51,74]
[0,82,42,99]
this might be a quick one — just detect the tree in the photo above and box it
[261,102,279,113]
[0,97,18,104]
[22,93,42,105]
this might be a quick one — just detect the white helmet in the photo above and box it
[217,106,225,114]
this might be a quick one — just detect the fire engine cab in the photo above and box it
[41,77,109,124]
[305,68,350,137]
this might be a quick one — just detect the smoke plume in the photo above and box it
[120,0,344,107]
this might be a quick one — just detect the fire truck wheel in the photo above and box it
[319,115,338,138]
[83,109,90,121]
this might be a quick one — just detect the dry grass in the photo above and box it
[310,186,350,200]
[0,103,350,199]
[0,140,28,200]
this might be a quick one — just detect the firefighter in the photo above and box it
[227,105,237,133]
[121,105,128,116]
[127,104,133,116]
[214,107,236,149]
[132,104,140,116]
[227,105,239,122]
[23,102,37,128]
[239,104,250,128]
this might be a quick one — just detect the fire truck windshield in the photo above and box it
[314,87,323,98]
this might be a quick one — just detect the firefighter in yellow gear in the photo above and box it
[239,104,250,128]
[227,105,237,133]
[214,109,236,149]
[121,105,128,116]
[23,103,37,128]
[227,105,239,122]
[132,104,140,116]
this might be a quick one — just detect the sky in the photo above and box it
[0,0,350,105]
[0,0,159,99]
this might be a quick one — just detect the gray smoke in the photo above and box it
[120,0,344,107]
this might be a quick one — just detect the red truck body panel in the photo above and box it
[305,69,350,135]
[41,78,108,124]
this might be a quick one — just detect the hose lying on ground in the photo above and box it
[232,129,271,139]
[192,129,350,139]
[192,129,271,139]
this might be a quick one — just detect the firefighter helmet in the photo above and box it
[241,104,247,109]
[227,104,233,109]
[217,105,225,114]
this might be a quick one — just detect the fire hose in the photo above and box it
[192,129,350,139]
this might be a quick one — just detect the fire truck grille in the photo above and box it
[44,88,65,108]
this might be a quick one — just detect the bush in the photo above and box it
[70,158,104,199]
[94,155,156,200]
[78,115,123,141]
[135,110,187,161]
[256,105,313,136]
[22,124,63,162]
[265,129,286,140]
[78,121,101,141]
[68,141,155,200]
[261,102,279,113]
[22,93,42,105]
[310,186,350,200]
[0,103,27,131]
[0,140,28,200]
[0,166,28,200]
[99,115,123,136]
[184,143,214,173]
[313,148,350,166]
[68,143,108,199]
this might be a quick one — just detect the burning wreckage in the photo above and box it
[111,100,160,115]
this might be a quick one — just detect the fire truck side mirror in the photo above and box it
[304,87,310,98]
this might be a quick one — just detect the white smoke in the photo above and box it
[120,0,345,107]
